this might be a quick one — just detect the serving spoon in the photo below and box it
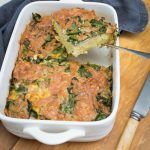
[107,44,150,59]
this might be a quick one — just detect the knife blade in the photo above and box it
[117,73,150,150]
[132,73,150,120]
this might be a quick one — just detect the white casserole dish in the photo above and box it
[0,0,120,145]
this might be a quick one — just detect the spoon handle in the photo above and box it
[107,45,150,59]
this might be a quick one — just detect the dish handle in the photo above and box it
[60,0,83,3]
[23,126,85,145]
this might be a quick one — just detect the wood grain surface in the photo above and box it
[117,118,139,150]
[0,0,150,150]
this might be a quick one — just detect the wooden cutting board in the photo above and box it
[0,0,150,149]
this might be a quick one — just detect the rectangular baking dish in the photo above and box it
[0,0,120,145]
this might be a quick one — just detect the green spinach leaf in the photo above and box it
[90,19,104,27]
[32,13,41,22]
[90,19,107,34]
[42,34,52,48]
[27,100,38,118]
[66,22,81,35]
[52,46,66,54]
[60,83,76,114]
[87,63,101,71]
[60,93,76,114]
[67,35,79,45]
[23,39,30,48]
[5,100,14,109]
[78,65,92,78]
[15,85,28,94]
[22,39,30,55]
[96,93,112,107]
[99,25,107,33]
[95,111,107,121]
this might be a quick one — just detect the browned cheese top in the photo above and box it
[5,9,113,122]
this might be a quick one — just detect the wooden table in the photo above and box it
[0,1,150,150]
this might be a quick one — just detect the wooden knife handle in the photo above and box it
[116,118,139,150]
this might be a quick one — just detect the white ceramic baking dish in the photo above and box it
[0,0,120,145]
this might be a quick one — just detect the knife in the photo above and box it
[117,73,150,150]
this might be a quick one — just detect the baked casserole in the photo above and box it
[4,8,117,121]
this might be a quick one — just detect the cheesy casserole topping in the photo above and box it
[4,8,116,121]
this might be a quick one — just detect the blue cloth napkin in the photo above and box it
[0,0,148,69]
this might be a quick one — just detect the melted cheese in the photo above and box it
[26,85,50,102]
[8,90,19,100]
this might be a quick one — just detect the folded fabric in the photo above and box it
[84,0,148,33]
[0,0,148,69]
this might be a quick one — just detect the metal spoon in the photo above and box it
[107,44,150,59]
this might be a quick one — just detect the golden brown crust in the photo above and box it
[5,9,113,121]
